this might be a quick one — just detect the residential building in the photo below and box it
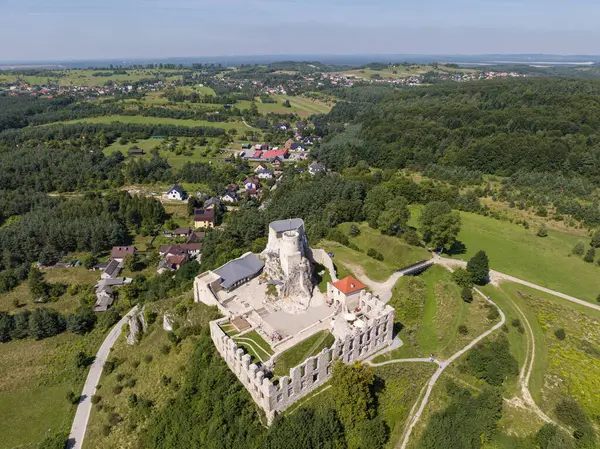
[244,177,260,191]
[204,197,222,210]
[327,276,366,311]
[194,208,216,229]
[101,259,123,279]
[309,161,326,175]
[221,191,240,203]
[256,169,273,180]
[167,184,186,201]
[111,246,135,262]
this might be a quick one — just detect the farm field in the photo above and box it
[60,114,256,132]
[237,94,332,118]
[340,64,476,80]
[409,207,600,302]
[0,69,184,87]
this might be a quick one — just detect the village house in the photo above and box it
[167,184,186,201]
[254,163,268,173]
[243,177,261,191]
[194,208,216,228]
[187,231,205,243]
[256,169,274,180]
[221,191,240,203]
[101,259,123,280]
[272,157,283,169]
[204,197,222,210]
[285,138,295,149]
[327,276,366,310]
[111,246,136,262]
[165,227,192,238]
[309,161,326,175]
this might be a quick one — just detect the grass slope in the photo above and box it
[274,331,335,377]
[61,115,254,132]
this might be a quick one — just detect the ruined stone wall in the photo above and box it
[309,248,338,282]
[209,298,394,422]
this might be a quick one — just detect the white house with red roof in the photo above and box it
[327,275,366,312]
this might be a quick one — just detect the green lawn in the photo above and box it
[233,331,274,362]
[274,331,335,377]
[410,206,600,303]
[61,115,256,132]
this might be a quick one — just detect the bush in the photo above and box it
[144,309,158,325]
[583,247,596,263]
[451,268,473,288]
[113,385,123,395]
[461,287,473,303]
[116,373,126,382]
[108,412,123,426]
[66,390,80,404]
[328,229,349,246]
[402,229,422,246]
[536,223,548,237]
[465,337,518,386]
[486,305,500,321]
[160,344,171,355]
[144,354,153,363]
[161,375,172,386]
[572,241,586,256]
[128,393,138,407]
[458,324,468,335]
[511,318,521,327]
[125,378,137,388]
[101,425,112,436]
[367,248,384,261]
[91,395,101,405]
[554,328,566,341]
[104,360,116,374]
[349,223,361,237]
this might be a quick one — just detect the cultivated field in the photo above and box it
[62,115,255,132]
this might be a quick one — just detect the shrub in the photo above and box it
[402,229,422,246]
[536,223,548,237]
[116,373,126,382]
[486,305,500,321]
[161,375,172,386]
[583,247,596,263]
[125,378,137,388]
[128,393,138,408]
[461,287,473,303]
[108,412,123,426]
[458,324,468,335]
[167,331,181,345]
[328,229,349,246]
[104,360,115,374]
[451,268,473,288]
[91,395,101,405]
[465,337,518,386]
[144,354,153,363]
[367,248,384,261]
[501,324,509,333]
[554,328,566,341]
[160,344,171,355]
[113,385,123,395]
[572,241,586,256]
[66,390,79,404]
[511,318,521,327]
[101,425,112,436]
[349,223,361,237]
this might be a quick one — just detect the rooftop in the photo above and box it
[269,218,304,233]
[332,276,366,295]
[214,253,265,290]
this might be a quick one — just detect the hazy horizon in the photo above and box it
[3,0,600,61]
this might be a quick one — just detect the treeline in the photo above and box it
[0,146,124,193]
[316,78,600,183]
[0,95,77,132]
[0,122,225,146]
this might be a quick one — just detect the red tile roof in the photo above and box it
[332,276,366,295]
[111,246,135,259]
[261,148,288,159]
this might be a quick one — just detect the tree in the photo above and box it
[591,230,600,248]
[282,99,291,108]
[536,223,548,237]
[67,308,97,335]
[83,253,98,269]
[349,223,361,237]
[402,229,422,246]
[28,267,48,301]
[37,430,69,449]
[572,241,586,256]
[554,328,566,340]
[467,250,489,285]
[367,248,384,261]
[124,253,139,272]
[331,360,375,429]
[461,287,473,303]
[377,197,410,235]
[451,268,473,288]
[429,212,461,252]
[419,201,451,240]
[583,247,595,263]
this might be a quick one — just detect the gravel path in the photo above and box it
[67,306,138,449]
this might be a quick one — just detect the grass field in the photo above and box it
[84,296,217,449]
[0,329,105,449]
[273,331,335,377]
[319,222,430,282]
[374,265,495,361]
[410,206,600,302]
[233,330,274,363]
[237,94,332,118]
[60,114,256,132]
[340,64,476,80]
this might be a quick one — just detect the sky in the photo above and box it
[2,0,600,61]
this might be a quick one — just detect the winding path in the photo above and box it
[67,306,138,449]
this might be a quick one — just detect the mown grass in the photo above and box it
[409,206,600,302]
[274,331,335,377]
[234,330,274,361]
[237,94,332,118]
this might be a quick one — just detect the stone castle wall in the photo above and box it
[209,296,395,422]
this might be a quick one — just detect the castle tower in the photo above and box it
[280,230,302,276]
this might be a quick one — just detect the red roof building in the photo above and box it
[331,276,366,296]
[261,148,288,160]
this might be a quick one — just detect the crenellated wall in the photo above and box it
[209,296,395,423]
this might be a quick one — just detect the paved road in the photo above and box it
[67,306,138,449]
[398,286,506,449]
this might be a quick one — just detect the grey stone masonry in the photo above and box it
[209,292,395,423]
